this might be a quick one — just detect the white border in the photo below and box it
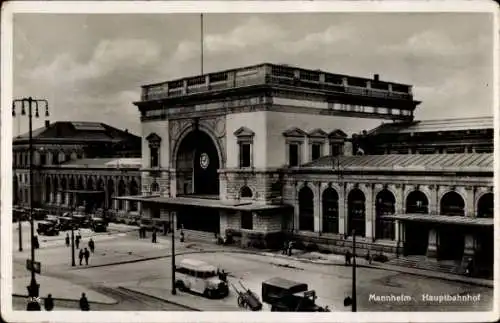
[1,1,499,323]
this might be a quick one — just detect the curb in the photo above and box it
[12,293,118,305]
[117,287,200,311]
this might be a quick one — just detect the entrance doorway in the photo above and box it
[176,130,220,196]
[176,206,220,234]
[403,222,429,256]
[437,225,464,260]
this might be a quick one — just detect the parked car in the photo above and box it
[58,216,75,231]
[91,217,107,232]
[36,221,59,236]
[72,214,90,228]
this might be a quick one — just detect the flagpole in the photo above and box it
[201,13,204,74]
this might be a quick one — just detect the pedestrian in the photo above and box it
[44,294,54,311]
[88,238,95,253]
[287,240,293,256]
[65,234,70,247]
[282,240,288,255]
[465,258,473,277]
[33,235,40,249]
[78,249,84,266]
[180,230,185,243]
[152,229,157,243]
[75,236,80,249]
[79,293,90,311]
[345,250,352,266]
[77,230,82,241]
[84,248,90,265]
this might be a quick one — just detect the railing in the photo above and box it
[141,68,413,102]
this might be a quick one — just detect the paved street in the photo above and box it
[10,222,494,312]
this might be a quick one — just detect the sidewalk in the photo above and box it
[12,273,117,304]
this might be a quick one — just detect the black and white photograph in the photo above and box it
[1,1,498,322]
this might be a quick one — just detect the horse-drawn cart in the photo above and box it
[230,281,262,311]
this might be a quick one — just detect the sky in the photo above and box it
[12,12,494,136]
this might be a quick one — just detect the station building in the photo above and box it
[120,63,493,274]
[12,121,142,221]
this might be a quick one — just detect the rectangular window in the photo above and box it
[331,144,341,156]
[311,143,322,161]
[239,143,251,168]
[241,212,253,230]
[289,143,299,167]
[150,147,159,168]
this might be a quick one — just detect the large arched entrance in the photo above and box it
[117,180,126,210]
[347,189,365,237]
[438,191,465,260]
[60,178,67,205]
[404,190,430,255]
[176,130,220,196]
[322,187,339,234]
[175,129,221,234]
[68,177,75,206]
[107,179,115,209]
[298,186,314,231]
[45,177,51,203]
[475,193,494,272]
[375,189,395,240]
[129,179,139,211]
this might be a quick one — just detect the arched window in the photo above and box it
[151,182,160,193]
[13,175,19,205]
[240,186,253,198]
[375,189,395,240]
[107,179,115,209]
[406,190,429,214]
[146,133,162,168]
[477,193,493,218]
[45,177,51,203]
[347,189,365,237]
[60,178,67,204]
[118,180,126,210]
[40,153,46,166]
[68,177,75,206]
[322,187,339,234]
[440,191,465,216]
[298,186,314,231]
[87,177,94,191]
[129,179,139,211]
[53,179,59,204]
[51,152,58,165]
[77,177,84,190]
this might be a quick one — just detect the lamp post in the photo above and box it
[18,211,23,252]
[12,97,49,300]
[171,211,176,295]
[352,229,357,312]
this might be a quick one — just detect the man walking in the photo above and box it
[88,238,95,253]
[152,229,157,243]
[84,248,90,265]
[75,235,81,249]
[78,249,84,266]
[65,234,70,247]
[44,294,54,311]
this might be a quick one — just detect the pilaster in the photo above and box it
[365,184,374,240]
[429,185,438,215]
[313,182,321,232]
[338,183,346,235]
[465,186,475,217]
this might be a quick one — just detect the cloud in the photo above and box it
[26,38,162,84]
[171,17,286,63]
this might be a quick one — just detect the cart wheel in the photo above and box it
[237,296,245,307]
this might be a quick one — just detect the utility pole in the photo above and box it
[352,229,357,312]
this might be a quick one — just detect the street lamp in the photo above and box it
[12,97,49,300]
[18,209,23,252]
[171,211,176,295]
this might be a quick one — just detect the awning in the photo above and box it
[381,213,494,226]
[114,195,292,211]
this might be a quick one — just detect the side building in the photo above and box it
[122,63,493,276]
[13,120,142,222]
